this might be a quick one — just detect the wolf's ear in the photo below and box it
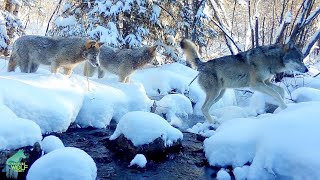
[85,40,97,49]
[95,42,104,48]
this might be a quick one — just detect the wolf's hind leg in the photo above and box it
[253,82,287,109]
[201,89,225,124]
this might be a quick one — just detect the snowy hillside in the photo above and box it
[1,57,320,179]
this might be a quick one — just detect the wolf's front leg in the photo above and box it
[264,81,285,100]
[253,82,287,109]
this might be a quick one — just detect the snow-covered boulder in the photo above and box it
[129,154,147,168]
[291,87,320,102]
[0,104,42,151]
[156,94,193,127]
[40,135,65,154]
[204,102,320,179]
[109,111,183,157]
[27,147,97,180]
[0,74,84,134]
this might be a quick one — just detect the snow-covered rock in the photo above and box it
[0,104,42,151]
[27,147,97,180]
[233,166,249,180]
[0,74,84,134]
[216,169,231,180]
[129,154,147,168]
[187,122,216,137]
[110,111,183,147]
[156,94,193,127]
[204,102,320,179]
[291,87,320,102]
[41,135,65,154]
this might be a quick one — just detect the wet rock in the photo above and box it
[105,134,182,160]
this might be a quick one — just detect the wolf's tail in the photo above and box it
[180,39,205,69]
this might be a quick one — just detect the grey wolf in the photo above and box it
[8,35,103,75]
[180,39,308,124]
[84,45,157,83]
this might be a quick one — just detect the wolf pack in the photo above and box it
[7,35,308,124]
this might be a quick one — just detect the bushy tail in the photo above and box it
[180,39,204,69]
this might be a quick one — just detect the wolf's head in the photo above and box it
[282,44,308,73]
[83,40,104,67]
[144,45,158,64]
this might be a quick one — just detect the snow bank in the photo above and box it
[110,111,183,146]
[76,81,153,127]
[129,154,147,168]
[0,104,42,151]
[27,147,97,180]
[0,74,84,133]
[291,87,320,102]
[204,102,320,179]
[41,135,65,154]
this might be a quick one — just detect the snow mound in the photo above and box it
[129,154,147,168]
[110,111,183,146]
[0,74,84,133]
[291,87,320,102]
[27,147,97,180]
[187,122,216,137]
[204,102,320,179]
[216,169,231,180]
[76,81,153,128]
[156,94,193,127]
[41,135,65,154]
[210,106,250,123]
[0,104,42,151]
[233,166,249,180]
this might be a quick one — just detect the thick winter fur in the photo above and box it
[8,35,103,75]
[180,38,308,124]
[84,45,157,83]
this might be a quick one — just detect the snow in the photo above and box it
[40,135,65,154]
[156,94,193,127]
[0,104,42,151]
[129,154,147,168]
[291,87,320,102]
[204,101,320,179]
[76,81,152,128]
[54,16,77,27]
[187,122,216,137]
[216,169,231,180]
[233,166,250,180]
[0,74,84,134]
[110,111,183,147]
[27,147,97,180]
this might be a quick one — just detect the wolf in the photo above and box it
[8,35,103,75]
[84,45,157,83]
[180,39,308,124]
